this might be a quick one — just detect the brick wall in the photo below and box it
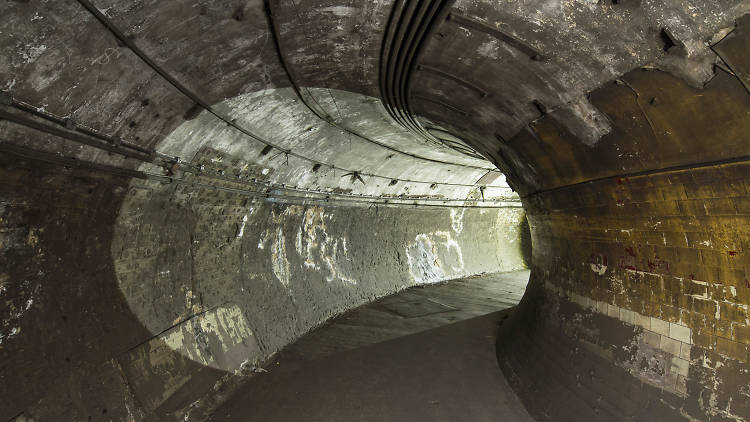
[500,162,750,420]
[495,15,750,422]
[527,161,750,364]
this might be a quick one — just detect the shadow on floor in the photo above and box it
[208,270,533,422]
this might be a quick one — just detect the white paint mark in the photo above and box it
[318,6,357,16]
[89,47,122,66]
[271,227,290,286]
[406,234,444,284]
[450,208,466,234]
[477,40,499,58]
[237,214,248,238]
[21,44,47,63]
[159,305,257,370]
[299,207,356,284]
[295,227,303,255]
[590,263,607,275]
[405,231,464,284]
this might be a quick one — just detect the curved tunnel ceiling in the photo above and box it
[3,0,750,421]
[1,0,516,204]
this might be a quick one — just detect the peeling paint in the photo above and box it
[271,227,290,286]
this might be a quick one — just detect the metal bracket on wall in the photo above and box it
[412,94,470,117]
[416,64,488,97]
[446,13,544,60]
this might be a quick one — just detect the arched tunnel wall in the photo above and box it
[4,0,750,421]
[502,160,750,421]
[0,151,525,420]
[497,44,750,422]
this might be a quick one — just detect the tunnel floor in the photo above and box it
[208,270,532,421]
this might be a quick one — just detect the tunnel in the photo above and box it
[2,0,750,421]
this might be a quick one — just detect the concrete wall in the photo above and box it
[112,175,526,375]
[0,152,526,421]
[5,0,750,420]
[0,2,526,419]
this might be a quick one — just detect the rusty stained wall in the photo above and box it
[493,15,750,422]
[501,161,750,421]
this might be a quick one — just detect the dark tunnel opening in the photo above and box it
[2,0,750,421]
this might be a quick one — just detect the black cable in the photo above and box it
[263,0,494,171]
[74,0,500,189]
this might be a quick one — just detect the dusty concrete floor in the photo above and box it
[208,270,532,421]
